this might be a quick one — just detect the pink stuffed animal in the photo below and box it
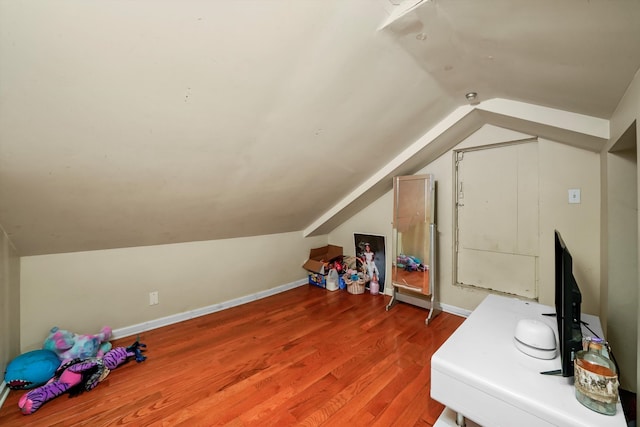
[42,326,112,363]
[19,340,147,415]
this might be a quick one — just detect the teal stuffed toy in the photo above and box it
[4,349,61,390]
[43,326,113,362]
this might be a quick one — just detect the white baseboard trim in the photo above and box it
[112,278,308,340]
[437,302,472,318]
[112,279,470,340]
[0,381,9,412]
[1,281,464,413]
[390,293,471,319]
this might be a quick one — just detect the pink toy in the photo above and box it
[42,326,113,363]
[19,341,147,415]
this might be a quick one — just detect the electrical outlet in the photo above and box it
[149,291,159,305]
[568,188,581,204]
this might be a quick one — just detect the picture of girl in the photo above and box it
[354,233,386,293]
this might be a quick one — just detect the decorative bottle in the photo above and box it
[574,338,619,415]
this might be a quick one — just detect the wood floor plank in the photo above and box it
[0,285,465,426]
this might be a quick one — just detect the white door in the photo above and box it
[455,141,539,299]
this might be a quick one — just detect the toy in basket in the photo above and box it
[342,256,370,294]
[343,271,369,294]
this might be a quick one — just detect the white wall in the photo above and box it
[0,225,20,395]
[330,125,602,315]
[19,231,325,351]
[606,146,637,392]
[607,68,640,397]
[537,140,601,314]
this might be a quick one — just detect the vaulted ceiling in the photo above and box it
[1,0,639,256]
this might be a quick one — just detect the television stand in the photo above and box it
[431,294,625,427]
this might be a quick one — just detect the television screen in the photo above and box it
[554,230,583,377]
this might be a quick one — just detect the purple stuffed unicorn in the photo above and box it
[18,341,147,415]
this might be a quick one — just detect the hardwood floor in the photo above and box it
[0,285,465,426]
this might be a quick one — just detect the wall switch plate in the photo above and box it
[149,291,159,305]
[568,189,581,204]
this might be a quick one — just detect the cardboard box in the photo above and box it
[302,244,343,275]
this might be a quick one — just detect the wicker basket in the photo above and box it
[343,272,368,295]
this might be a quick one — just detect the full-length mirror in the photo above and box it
[392,175,433,294]
[387,174,438,324]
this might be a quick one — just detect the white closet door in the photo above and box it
[455,141,539,299]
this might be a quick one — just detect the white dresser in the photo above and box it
[431,294,626,427]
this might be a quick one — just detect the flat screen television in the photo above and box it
[554,230,583,377]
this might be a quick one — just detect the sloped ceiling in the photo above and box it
[1,0,639,256]
[382,0,640,117]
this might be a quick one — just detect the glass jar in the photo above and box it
[574,338,619,415]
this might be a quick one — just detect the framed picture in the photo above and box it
[354,233,386,293]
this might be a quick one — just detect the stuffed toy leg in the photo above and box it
[18,341,146,415]
[103,341,147,367]
[18,359,99,415]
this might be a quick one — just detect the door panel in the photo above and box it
[456,141,539,298]
[458,248,537,298]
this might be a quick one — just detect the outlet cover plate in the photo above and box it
[149,291,159,305]
[568,189,581,204]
